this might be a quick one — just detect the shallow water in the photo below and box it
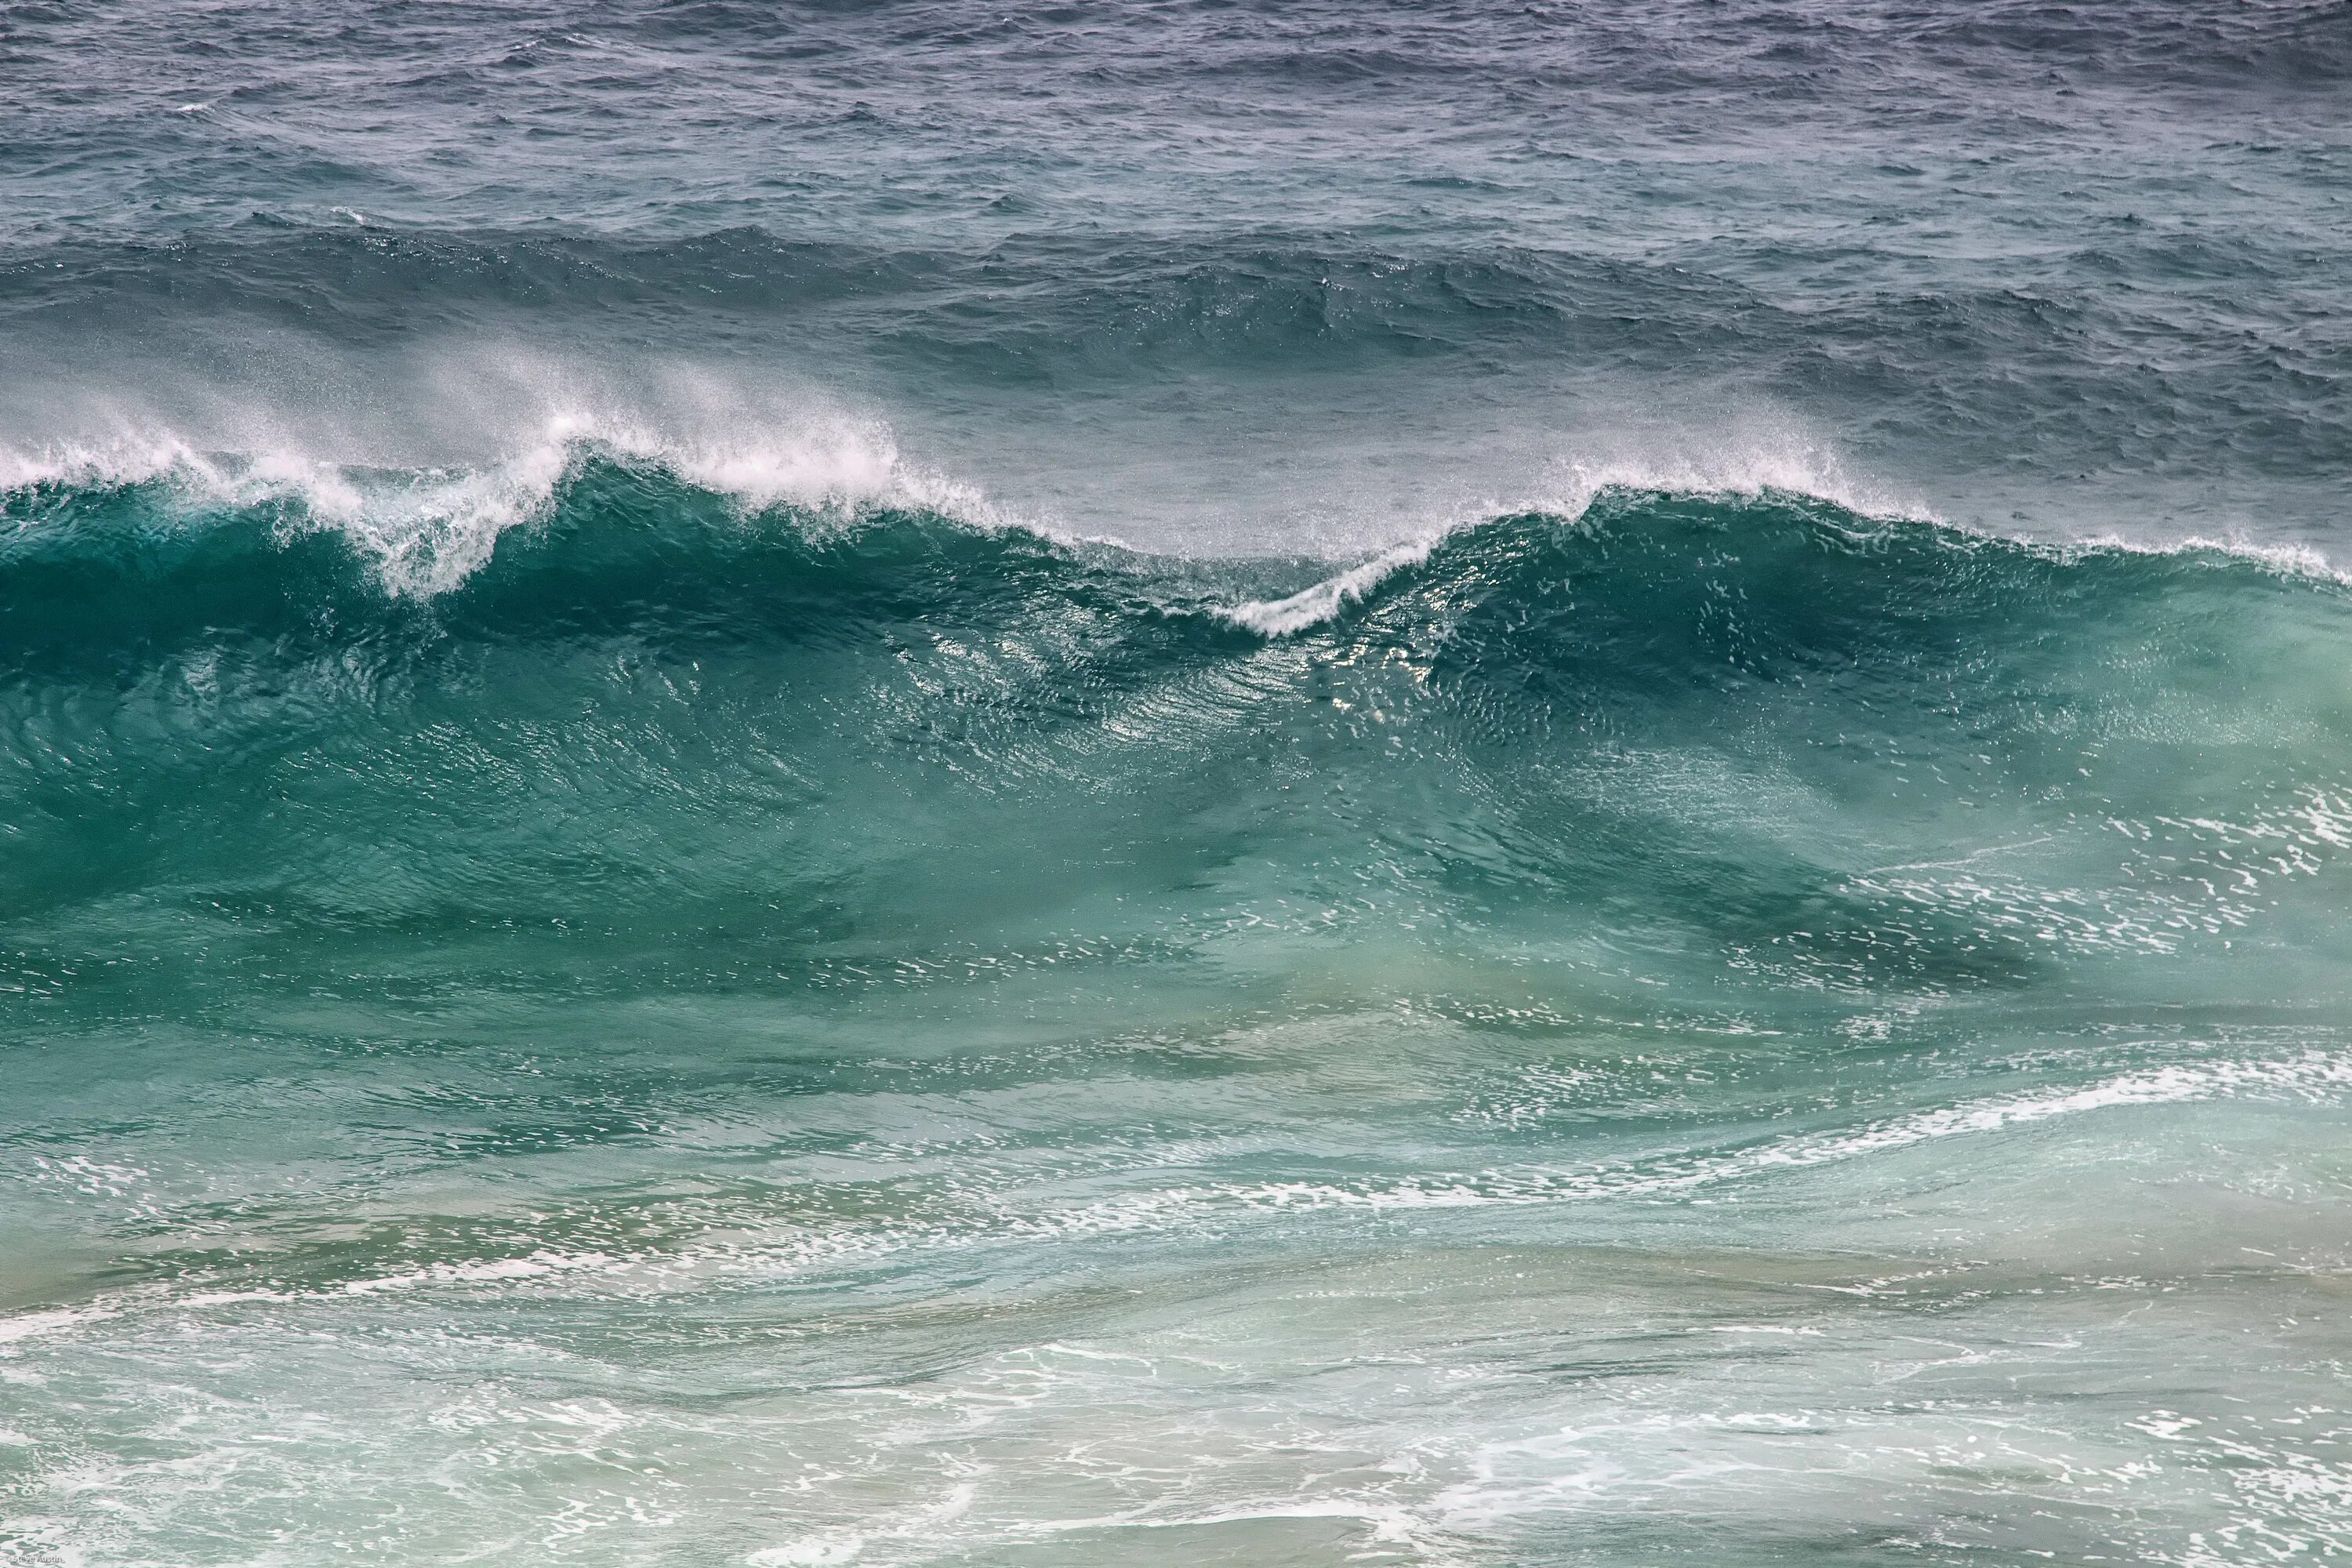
[4,4,2350,1565]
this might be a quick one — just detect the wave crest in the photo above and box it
[0,410,1004,597]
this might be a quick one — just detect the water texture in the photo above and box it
[2,4,2350,1565]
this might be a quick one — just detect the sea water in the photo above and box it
[3,5,2350,1564]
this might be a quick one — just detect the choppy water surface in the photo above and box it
[3,4,2350,1565]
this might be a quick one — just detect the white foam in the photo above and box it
[0,405,1011,599]
[337,1248,618,1296]
[2056,529,2352,587]
[1221,541,1434,636]
[0,431,223,494]
[0,1304,122,1348]
[0,345,1051,598]
[747,1483,972,1566]
[1023,1049,2352,1229]
[2,1049,2338,1366]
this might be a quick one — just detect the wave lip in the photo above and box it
[1221,540,1433,636]
[1214,444,1935,637]
[0,409,1010,598]
[9,431,2352,704]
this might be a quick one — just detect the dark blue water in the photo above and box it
[4,5,2351,1565]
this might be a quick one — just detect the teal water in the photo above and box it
[5,4,2352,1564]
[9,472,2352,1563]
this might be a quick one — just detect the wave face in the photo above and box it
[10,463,2352,1565]
[6,464,2350,1014]
[7,3,2352,1565]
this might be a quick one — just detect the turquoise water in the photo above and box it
[5,5,2352,1565]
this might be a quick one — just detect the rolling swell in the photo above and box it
[5,450,2343,685]
[8,459,2350,1014]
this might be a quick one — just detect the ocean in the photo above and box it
[3,3,2350,1564]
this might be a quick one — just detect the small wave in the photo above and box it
[1218,444,1935,636]
[0,1302,123,1347]
[2053,528,2352,588]
[0,411,1009,597]
[1222,540,1432,635]
[5,1050,2340,1358]
[1209,425,2352,640]
[1040,1049,2352,1230]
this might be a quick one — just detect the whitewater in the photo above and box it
[4,4,2350,1566]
